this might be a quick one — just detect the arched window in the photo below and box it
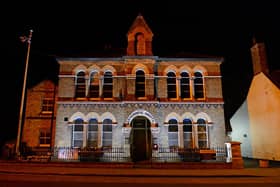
[75,71,86,98]
[194,71,204,99]
[88,72,99,98]
[168,119,178,147]
[73,118,84,148]
[167,72,177,99]
[88,118,98,148]
[180,72,191,99]
[135,33,145,55]
[102,119,112,147]
[103,72,113,98]
[135,70,145,98]
[183,118,193,148]
[197,118,208,148]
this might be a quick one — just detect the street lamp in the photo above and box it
[16,29,33,158]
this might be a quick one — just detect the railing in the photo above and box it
[51,145,228,163]
[152,146,228,163]
[51,147,130,162]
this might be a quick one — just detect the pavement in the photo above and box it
[0,159,280,178]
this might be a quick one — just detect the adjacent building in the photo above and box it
[230,40,280,161]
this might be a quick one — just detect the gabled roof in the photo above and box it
[127,14,153,35]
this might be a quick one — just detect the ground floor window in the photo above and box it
[183,119,193,148]
[168,119,178,148]
[102,119,112,147]
[73,118,84,148]
[167,118,209,149]
[39,129,51,147]
[87,118,98,147]
[197,118,208,148]
[72,118,113,148]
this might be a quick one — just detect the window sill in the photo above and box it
[137,97,147,100]
[39,144,51,148]
[89,98,101,101]
[75,97,87,101]
[104,98,113,101]
[41,111,53,115]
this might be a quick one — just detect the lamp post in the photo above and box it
[16,29,33,158]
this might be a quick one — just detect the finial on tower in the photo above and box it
[252,35,257,46]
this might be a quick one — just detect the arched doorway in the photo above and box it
[130,116,152,162]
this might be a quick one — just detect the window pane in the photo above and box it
[103,124,112,131]
[168,133,178,147]
[198,141,207,148]
[88,124,98,131]
[168,125,178,132]
[74,132,83,140]
[74,124,83,131]
[42,98,54,112]
[74,140,83,147]
[39,129,51,146]
[183,125,192,132]
[168,119,178,132]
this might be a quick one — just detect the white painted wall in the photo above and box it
[231,72,280,161]
[247,73,280,160]
[230,100,253,158]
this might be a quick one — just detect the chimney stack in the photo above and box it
[250,37,269,75]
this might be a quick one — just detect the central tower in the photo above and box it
[126,14,154,56]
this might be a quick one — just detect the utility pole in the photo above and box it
[16,29,33,158]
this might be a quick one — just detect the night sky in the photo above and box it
[1,0,279,146]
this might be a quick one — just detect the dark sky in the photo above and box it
[1,0,279,145]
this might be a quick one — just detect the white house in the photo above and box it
[230,40,280,161]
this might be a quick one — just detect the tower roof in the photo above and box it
[127,14,153,35]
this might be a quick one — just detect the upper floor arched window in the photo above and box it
[103,72,113,98]
[167,72,177,99]
[194,71,204,99]
[75,71,86,98]
[88,72,99,98]
[180,72,191,99]
[135,70,145,98]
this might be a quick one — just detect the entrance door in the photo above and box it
[130,117,152,162]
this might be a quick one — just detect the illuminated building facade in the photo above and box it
[22,15,227,162]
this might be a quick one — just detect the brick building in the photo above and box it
[21,80,57,155]
[21,14,228,162]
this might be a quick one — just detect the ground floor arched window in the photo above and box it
[197,118,208,148]
[168,119,178,148]
[183,118,193,148]
[87,118,98,147]
[72,118,84,148]
[102,119,113,147]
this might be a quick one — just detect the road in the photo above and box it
[1,172,280,187]
[0,161,280,187]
